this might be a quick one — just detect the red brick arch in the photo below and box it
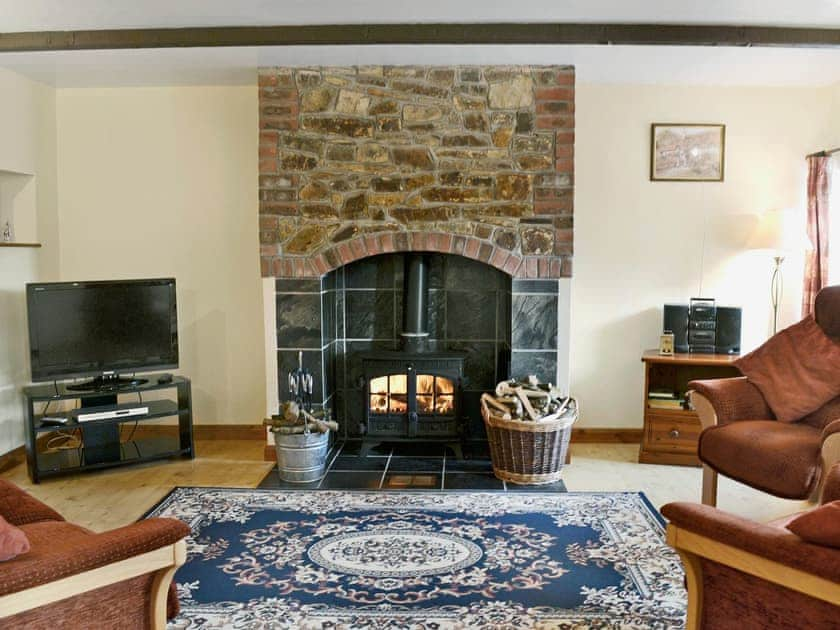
[262,230,569,280]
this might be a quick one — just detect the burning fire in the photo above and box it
[369,374,455,415]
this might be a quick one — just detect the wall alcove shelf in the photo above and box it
[0,242,41,248]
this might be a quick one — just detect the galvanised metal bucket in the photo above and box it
[273,430,329,483]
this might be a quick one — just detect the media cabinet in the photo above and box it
[639,351,740,466]
[23,374,194,483]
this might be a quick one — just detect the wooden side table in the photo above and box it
[639,350,740,466]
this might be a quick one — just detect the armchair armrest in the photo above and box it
[821,463,840,504]
[662,502,840,586]
[688,377,774,429]
[664,502,840,629]
[821,422,840,501]
[0,480,64,526]
[0,517,190,596]
[0,517,190,628]
[822,419,840,442]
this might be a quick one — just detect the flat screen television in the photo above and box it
[26,278,178,388]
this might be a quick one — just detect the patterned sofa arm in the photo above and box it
[688,377,774,429]
[0,480,64,527]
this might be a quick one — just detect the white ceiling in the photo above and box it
[3,1,840,87]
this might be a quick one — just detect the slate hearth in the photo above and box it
[258,440,568,492]
[274,253,567,443]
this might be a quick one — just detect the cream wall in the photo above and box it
[5,76,834,441]
[0,68,58,453]
[572,83,833,428]
[55,86,264,426]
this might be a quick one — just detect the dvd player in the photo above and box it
[77,406,149,423]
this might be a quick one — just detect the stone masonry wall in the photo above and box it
[258,65,574,279]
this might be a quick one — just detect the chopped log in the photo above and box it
[264,401,338,434]
[514,387,540,421]
[482,393,512,420]
[483,377,575,423]
[556,396,571,416]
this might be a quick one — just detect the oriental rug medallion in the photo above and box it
[148,488,685,629]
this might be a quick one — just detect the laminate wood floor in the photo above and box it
[1,441,809,531]
[2,440,272,530]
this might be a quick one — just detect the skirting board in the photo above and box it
[0,446,25,474]
[571,429,643,443]
[1,426,642,466]
[131,424,266,441]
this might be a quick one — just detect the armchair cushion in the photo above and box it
[802,396,840,430]
[699,420,822,499]
[0,515,30,562]
[734,316,840,422]
[786,501,840,549]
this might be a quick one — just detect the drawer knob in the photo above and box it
[669,429,680,439]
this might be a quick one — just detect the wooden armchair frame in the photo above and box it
[0,539,186,629]
[667,521,840,630]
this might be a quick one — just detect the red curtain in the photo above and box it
[802,156,831,317]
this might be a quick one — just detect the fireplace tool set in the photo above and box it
[264,352,337,435]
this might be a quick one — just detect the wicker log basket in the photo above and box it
[481,391,577,485]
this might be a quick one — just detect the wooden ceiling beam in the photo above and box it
[2,23,840,52]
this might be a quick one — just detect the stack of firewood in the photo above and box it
[263,401,339,435]
[481,376,573,422]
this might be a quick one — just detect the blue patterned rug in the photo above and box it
[148,488,685,629]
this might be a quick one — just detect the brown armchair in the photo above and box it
[663,464,840,629]
[0,480,190,629]
[689,285,840,506]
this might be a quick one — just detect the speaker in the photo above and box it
[715,306,742,355]
[663,304,690,353]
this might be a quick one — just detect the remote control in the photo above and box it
[41,417,70,426]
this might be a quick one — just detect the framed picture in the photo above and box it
[650,123,725,182]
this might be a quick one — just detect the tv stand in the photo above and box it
[23,374,194,483]
[66,374,149,392]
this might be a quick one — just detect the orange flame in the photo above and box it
[369,373,455,415]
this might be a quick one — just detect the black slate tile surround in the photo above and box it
[510,278,561,386]
[274,254,564,442]
[257,441,568,492]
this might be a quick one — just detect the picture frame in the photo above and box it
[650,123,725,182]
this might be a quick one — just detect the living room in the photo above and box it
[1,3,839,628]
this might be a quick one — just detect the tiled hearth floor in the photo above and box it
[258,441,567,492]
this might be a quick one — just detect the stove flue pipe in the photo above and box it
[401,254,429,352]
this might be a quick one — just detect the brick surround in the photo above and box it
[258,65,574,279]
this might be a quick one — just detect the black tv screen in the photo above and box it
[26,278,178,382]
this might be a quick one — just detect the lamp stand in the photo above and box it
[770,255,785,335]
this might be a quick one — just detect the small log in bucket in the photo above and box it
[273,430,330,483]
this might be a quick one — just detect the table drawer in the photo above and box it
[646,413,701,452]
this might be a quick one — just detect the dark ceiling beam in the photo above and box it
[2,23,840,52]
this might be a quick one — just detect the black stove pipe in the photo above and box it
[401,254,429,352]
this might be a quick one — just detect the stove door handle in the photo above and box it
[408,411,418,437]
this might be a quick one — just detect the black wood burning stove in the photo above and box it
[361,351,464,457]
[359,254,465,458]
